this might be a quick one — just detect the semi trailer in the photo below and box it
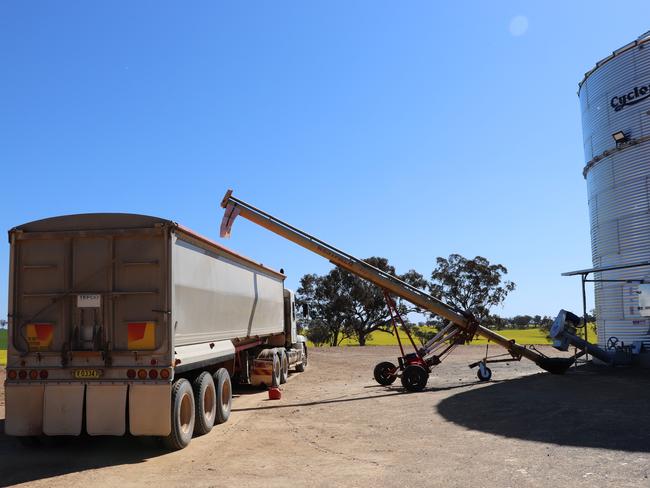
[4,213,307,449]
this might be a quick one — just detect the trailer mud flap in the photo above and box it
[5,384,44,436]
[86,384,127,435]
[129,384,171,436]
[43,384,85,435]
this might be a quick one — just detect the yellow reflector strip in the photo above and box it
[128,322,156,350]
[25,323,54,351]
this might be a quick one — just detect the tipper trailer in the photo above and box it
[5,214,307,449]
[220,190,574,389]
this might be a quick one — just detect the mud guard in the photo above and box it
[43,384,85,435]
[129,384,172,436]
[5,384,44,436]
[86,384,128,435]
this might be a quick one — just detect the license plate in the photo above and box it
[73,369,103,379]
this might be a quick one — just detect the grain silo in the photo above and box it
[578,31,650,352]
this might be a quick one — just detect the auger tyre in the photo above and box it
[373,361,398,385]
[400,364,429,392]
[477,366,492,382]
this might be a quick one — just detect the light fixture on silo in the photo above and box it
[612,131,628,144]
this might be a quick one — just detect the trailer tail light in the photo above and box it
[148,369,158,379]
[18,370,27,380]
[39,370,49,379]
[150,358,157,366]
[127,369,136,379]
[137,369,147,380]
[29,370,38,380]
[7,370,17,380]
[160,368,170,380]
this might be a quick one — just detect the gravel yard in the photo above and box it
[1,345,649,488]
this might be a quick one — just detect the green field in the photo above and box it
[0,326,598,367]
[310,325,598,347]
[1,329,7,366]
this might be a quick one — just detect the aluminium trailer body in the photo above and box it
[5,213,307,448]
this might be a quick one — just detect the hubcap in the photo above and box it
[221,378,231,409]
[204,384,215,421]
[180,392,192,434]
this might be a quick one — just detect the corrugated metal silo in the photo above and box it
[579,31,650,349]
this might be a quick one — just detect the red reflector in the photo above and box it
[18,370,27,380]
[137,369,147,380]
[150,358,157,366]
[8,370,17,380]
[29,370,38,380]
[148,369,158,379]
[39,370,49,379]
[127,369,136,379]
[160,368,170,380]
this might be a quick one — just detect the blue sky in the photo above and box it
[2,2,650,322]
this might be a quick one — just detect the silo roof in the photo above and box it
[578,31,650,95]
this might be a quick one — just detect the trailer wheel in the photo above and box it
[295,343,308,372]
[271,351,282,387]
[373,361,397,385]
[192,371,216,436]
[162,378,195,450]
[214,368,232,425]
[279,349,289,384]
[477,365,492,382]
[400,365,428,392]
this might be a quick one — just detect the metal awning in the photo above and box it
[562,260,650,277]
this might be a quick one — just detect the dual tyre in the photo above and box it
[163,368,232,450]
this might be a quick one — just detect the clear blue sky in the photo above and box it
[2,2,650,322]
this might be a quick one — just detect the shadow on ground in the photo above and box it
[437,366,650,453]
[232,381,478,412]
[0,383,278,486]
[0,420,168,487]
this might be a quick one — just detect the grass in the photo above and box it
[0,329,7,366]
[0,325,598,367]
[309,325,598,348]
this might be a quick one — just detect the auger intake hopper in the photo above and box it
[535,357,575,374]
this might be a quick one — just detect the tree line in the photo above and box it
[296,253,519,347]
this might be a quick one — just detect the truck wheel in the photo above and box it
[295,343,308,372]
[193,371,216,436]
[162,378,195,450]
[279,349,289,384]
[373,361,397,385]
[214,368,232,425]
[400,365,428,392]
[271,352,282,387]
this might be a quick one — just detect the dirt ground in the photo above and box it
[1,345,650,488]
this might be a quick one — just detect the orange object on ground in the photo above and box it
[268,387,282,400]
